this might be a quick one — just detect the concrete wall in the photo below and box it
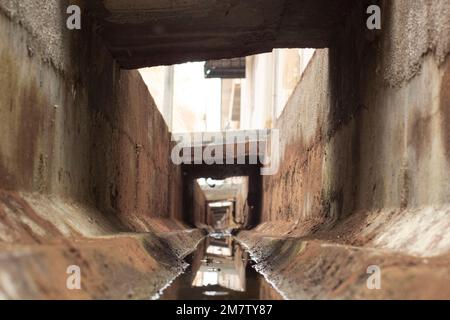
[192,181,210,227]
[259,0,450,257]
[0,0,207,299]
[0,1,189,234]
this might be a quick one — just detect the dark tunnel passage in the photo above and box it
[182,163,263,229]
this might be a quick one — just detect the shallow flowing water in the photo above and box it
[159,235,282,300]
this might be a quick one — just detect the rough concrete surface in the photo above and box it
[85,0,356,67]
[239,0,450,299]
[237,234,450,300]
[381,0,450,86]
[0,3,205,299]
[1,0,449,300]
[0,231,204,299]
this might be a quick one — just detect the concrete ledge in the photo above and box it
[236,234,450,300]
[243,204,450,258]
[0,190,205,299]
[0,231,204,299]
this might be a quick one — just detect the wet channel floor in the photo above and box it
[159,235,283,300]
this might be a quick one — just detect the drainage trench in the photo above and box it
[1,1,450,301]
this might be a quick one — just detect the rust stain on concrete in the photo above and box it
[441,59,450,162]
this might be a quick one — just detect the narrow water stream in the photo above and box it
[159,235,282,300]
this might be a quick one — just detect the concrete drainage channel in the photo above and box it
[1,0,450,302]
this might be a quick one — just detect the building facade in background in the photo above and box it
[139,49,315,133]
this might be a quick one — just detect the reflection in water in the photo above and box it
[160,236,282,300]
[193,237,244,292]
